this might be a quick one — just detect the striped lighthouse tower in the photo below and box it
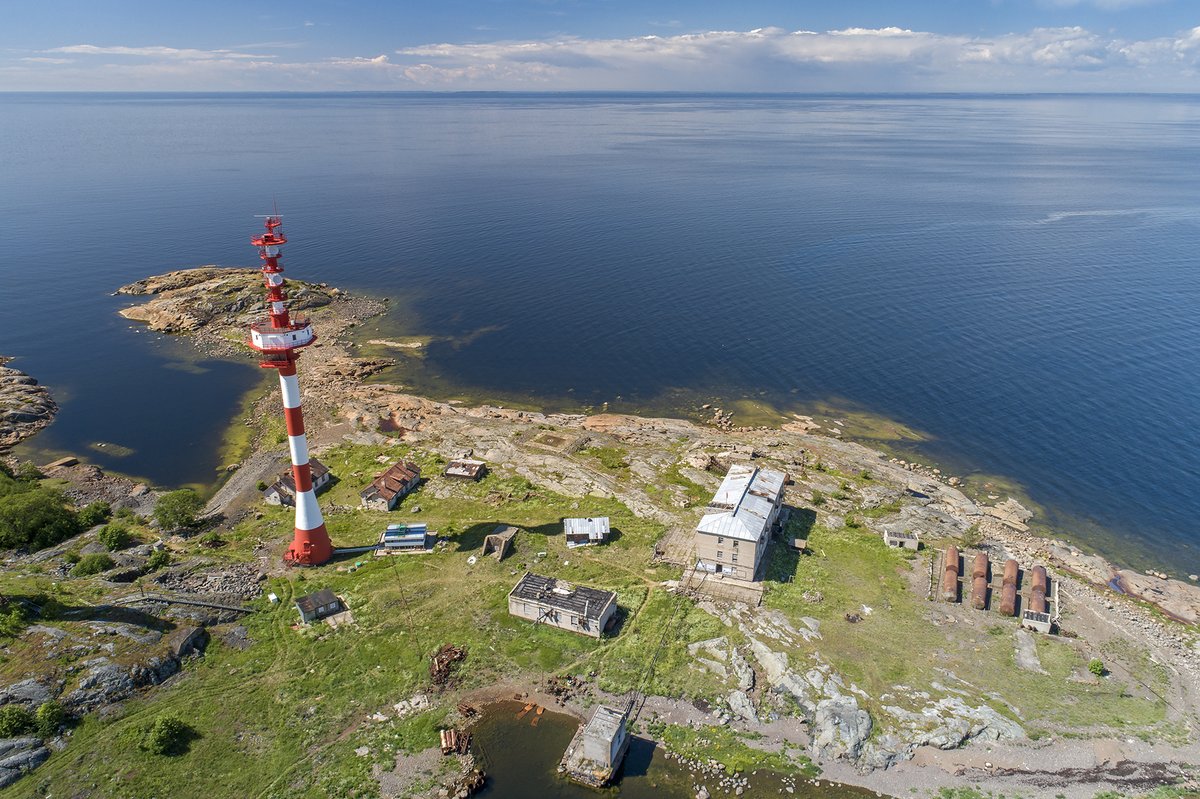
[246,215,333,566]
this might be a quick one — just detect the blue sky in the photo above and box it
[2,0,1199,91]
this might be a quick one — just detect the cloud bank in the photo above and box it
[5,25,1200,91]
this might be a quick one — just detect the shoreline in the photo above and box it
[5,266,1198,798]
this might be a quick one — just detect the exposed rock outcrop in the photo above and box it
[0,358,56,450]
[0,737,49,789]
[117,267,335,334]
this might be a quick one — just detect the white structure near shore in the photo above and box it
[694,464,787,582]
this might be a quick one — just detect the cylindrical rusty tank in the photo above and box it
[942,547,960,602]
[971,575,988,610]
[1031,565,1047,595]
[1002,559,1019,587]
[972,552,989,580]
[999,582,1017,616]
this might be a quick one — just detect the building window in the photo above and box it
[716,550,723,560]
[717,536,724,544]
[732,540,738,548]
[731,553,738,562]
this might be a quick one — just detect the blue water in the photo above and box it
[2,93,1198,574]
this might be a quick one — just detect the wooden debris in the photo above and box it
[430,643,467,687]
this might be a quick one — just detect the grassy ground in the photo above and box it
[2,438,1183,798]
[5,442,685,798]
[762,522,1169,738]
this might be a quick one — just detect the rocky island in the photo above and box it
[0,268,1197,799]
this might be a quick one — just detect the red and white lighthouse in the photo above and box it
[247,215,333,566]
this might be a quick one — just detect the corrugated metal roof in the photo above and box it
[564,517,610,538]
[696,465,786,542]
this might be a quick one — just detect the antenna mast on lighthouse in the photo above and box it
[247,214,333,566]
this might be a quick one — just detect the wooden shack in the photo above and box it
[295,588,341,623]
[507,572,617,639]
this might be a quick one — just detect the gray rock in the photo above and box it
[0,737,49,789]
[0,679,52,708]
[810,696,872,762]
[727,690,757,722]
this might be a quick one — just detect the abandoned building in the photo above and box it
[295,588,342,623]
[359,460,421,510]
[507,572,617,639]
[693,464,787,582]
[378,522,431,554]
[263,458,331,506]
[481,525,518,560]
[564,516,610,549]
[561,704,630,787]
[883,529,920,550]
[444,458,487,481]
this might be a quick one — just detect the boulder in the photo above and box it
[811,696,872,762]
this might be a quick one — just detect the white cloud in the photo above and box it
[45,44,276,60]
[8,25,1200,91]
[1039,0,1166,9]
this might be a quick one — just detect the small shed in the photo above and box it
[580,705,628,768]
[264,458,332,506]
[507,572,617,639]
[883,530,919,551]
[562,704,630,787]
[444,459,487,481]
[564,517,610,549]
[378,523,431,553]
[360,461,421,511]
[481,525,518,560]
[295,588,341,623]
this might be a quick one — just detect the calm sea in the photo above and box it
[2,92,1198,575]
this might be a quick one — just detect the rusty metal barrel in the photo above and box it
[942,547,960,602]
[1002,559,1019,587]
[999,582,1017,616]
[972,552,988,580]
[1029,565,1048,614]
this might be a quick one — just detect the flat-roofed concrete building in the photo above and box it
[694,464,786,582]
[883,529,920,550]
[562,704,630,787]
[507,572,617,639]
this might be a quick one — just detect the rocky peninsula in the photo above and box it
[0,358,56,451]
[0,267,1197,799]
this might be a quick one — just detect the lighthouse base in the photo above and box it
[285,525,334,566]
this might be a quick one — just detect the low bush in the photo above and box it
[70,553,114,577]
[0,704,34,737]
[141,714,193,755]
[97,523,132,551]
[147,549,171,570]
[77,501,112,528]
[35,701,65,737]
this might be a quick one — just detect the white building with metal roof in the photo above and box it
[694,464,787,581]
